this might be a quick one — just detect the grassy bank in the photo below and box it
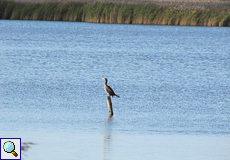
[0,0,230,26]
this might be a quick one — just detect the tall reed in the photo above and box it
[0,0,230,26]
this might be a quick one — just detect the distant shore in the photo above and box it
[1,0,230,26]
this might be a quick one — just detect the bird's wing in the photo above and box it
[106,85,116,95]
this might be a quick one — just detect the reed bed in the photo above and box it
[1,0,230,26]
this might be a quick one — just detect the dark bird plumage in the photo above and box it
[103,78,120,98]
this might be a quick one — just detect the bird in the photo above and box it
[103,78,120,98]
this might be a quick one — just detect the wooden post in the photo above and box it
[107,96,113,116]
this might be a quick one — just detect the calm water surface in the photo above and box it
[0,20,230,160]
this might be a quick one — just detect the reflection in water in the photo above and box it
[21,142,34,151]
[103,115,113,160]
[21,142,34,158]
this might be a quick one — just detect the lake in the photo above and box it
[0,20,230,160]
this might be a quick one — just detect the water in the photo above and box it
[0,20,230,160]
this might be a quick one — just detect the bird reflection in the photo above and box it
[103,115,113,160]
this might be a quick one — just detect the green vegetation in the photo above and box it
[0,0,230,26]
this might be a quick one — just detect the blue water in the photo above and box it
[0,20,230,160]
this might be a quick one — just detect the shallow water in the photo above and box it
[0,20,230,160]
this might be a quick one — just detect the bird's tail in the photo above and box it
[115,94,120,98]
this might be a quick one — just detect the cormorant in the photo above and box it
[103,78,120,98]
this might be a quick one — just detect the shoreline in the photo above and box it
[1,0,230,26]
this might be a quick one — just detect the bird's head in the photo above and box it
[103,78,108,82]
